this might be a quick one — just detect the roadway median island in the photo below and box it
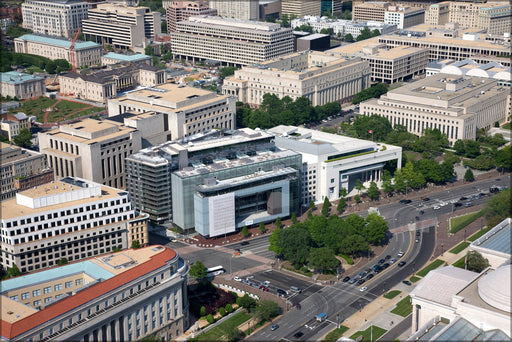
[349,325,387,342]
[390,295,412,317]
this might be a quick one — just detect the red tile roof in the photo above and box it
[1,246,177,339]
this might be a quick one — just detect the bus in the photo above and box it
[206,266,225,277]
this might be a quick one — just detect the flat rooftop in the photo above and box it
[471,218,511,255]
[186,15,283,32]
[1,71,43,84]
[16,34,100,51]
[102,52,151,62]
[0,179,124,220]
[44,118,136,144]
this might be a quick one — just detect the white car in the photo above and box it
[360,286,368,292]
[449,199,457,204]
[262,280,270,286]
[234,276,241,282]
[439,202,448,207]
[433,206,441,210]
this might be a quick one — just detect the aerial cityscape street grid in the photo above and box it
[0,0,511,341]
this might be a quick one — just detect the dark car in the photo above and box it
[295,303,301,310]
[454,202,463,207]
[398,261,407,267]
[293,331,304,339]
[357,278,366,285]
[460,196,468,201]
[373,265,382,272]
[402,280,412,286]
[385,255,391,260]
[419,210,424,215]
[271,324,279,331]
[399,199,412,204]
[378,259,385,264]
[382,263,390,269]
[342,276,351,283]
[422,197,430,201]
[277,289,287,296]
[416,231,421,236]
[366,273,374,280]
[240,241,249,246]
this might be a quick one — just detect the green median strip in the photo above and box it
[416,259,445,277]
[449,241,470,254]
[390,295,412,317]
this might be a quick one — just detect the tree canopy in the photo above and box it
[189,261,208,280]
[352,83,388,104]
[12,128,33,148]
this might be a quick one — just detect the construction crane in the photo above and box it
[69,28,81,72]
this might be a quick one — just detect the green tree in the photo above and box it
[200,306,206,317]
[161,20,167,33]
[241,226,249,238]
[345,33,354,42]
[12,128,33,147]
[259,222,266,234]
[291,212,297,224]
[278,225,311,266]
[105,44,113,52]
[206,314,215,324]
[189,261,208,280]
[495,145,511,171]
[219,66,238,79]
[453,139,465,155]
[138,335,164,342]
[225,303,234,313]
[355,178,365,195]
[280,14,289,27]
[254,300,280,321]
[484,188,511,227]
[275,216,282,229]
[353,114,392,141]
[321,197,331,216]
[57,257,68,266]
[268,227,283,256]
[308,247,340,274]
[131,240,141,248]
[339,235,369,257]
[6,264,22,278]
[354,194,361,203]
[464,168,475,182]
[309,199,315,210]
[356,26,373,41]
[144,45,155,56]
[367,181,379,200]
[296,24,314,33]
[365,212,388,245]
[219,307,226,316]
[465,251,490,273]
[339,187,348,198]
[337,198,346,213]
[464,140,481,158]
[237,294,257,310]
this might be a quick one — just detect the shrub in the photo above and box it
[219,307,226,316]
[206,314,215,324]
[200,306,206,317]
[225,303,233,313]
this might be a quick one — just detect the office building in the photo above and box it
[0,177,149,274]
[426,59,511,86]
[321,0,343,15]
[59,63,166,103]
[38,118,142,188]
[171,16,293,66]
[101,52,152,66]
[360,73,510,143]
[297,33,330,52]
[0,112,31,141]
[281,0,321,17]
[0,245,188,342]
[425,2,511,35]
[328,41,429,83]
[0,71,45,100]
[268,125,402,205]
[107,81,236,141]
[14,34,102,69]
[222,50,371,107]
[21,0,89,38]
[409,264,511,339]
[165,1,217,33]
[353,1,390,22]
[377,28,512,67]
[82,3,161,49]
[0,142,53,201]
[259,0,281,21]
[209,0,259,20]
[468,217,510,269]
[384,5,425,29]
[291,16,398,37]
[126,128,302,235]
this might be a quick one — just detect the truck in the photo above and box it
[316,312,327,322]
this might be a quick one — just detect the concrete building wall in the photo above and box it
[0,77,45,100]
[209,0,259,20]
[281,0,321,17]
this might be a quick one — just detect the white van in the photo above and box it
[290,286,302,293]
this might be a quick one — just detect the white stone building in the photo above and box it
[222,50,371,107]
[21,0,89,38]
[267,125,402,205]
[0,71,45,100]
[208,0,259,20]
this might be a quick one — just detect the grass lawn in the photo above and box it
[452,255,466,269]
[417,259,445,277]
[450,211,484,234]
[449,242,470,254]
[404,151,420,162]
[25,66,45,74]
[409,276,421,283]
[349,325,387,342]
[468,228,491,242]
[502,122,511,130]
[323,326,349,342]
[390,296,412,317]
[383,290,401,299]
[195,311,251,341]
[17,97,58,122]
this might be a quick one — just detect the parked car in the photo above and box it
[398,261,407,267]
[342,276,351,283]
[454,202,463,207]
[349,278,358,284]
[385,255,391,260]
[382,263,390,269]
[460,196,468,200]
[389,258,397,264]
[402,280,412,286]
[465,202,473,207]
[277,289,287,296]
[234,276,241,282]
[358,271,367,279]
[399,199,412,204]
[366,273,374,279]
[271,324,279,331]
[357,278,366,285]
[378,259,385,264]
